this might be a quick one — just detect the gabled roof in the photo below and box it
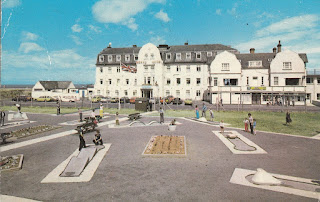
[39,81,72,90]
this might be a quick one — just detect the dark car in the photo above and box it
[12,95,32,102]
[120,97,130,103]
[172,98,183,105]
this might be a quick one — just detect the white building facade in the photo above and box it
[94,41,312,105]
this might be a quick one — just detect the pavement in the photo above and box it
[0,111,319,201]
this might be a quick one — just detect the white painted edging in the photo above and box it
[230,168,320,199]
[0,195,41,202]
[41,144,111,183]
[213,131,267,154]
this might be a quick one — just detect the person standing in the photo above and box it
[78,108,83,122]
[56,101,60,115]
[244,118,249,132]
[220,120,224,133]
[202,103,207,117]
[159,107,164,124]
[99,104,104,118]
[195,105,199,119]
[16,103,21,113]
[248,113,254,134]
[0,110,5,127]
[253,119,257,135]
[286,111,292,125]
[220,98,223,106]
[209,109,214,121]
[115,112,120,125]
[78,127,86,151]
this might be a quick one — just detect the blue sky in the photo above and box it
[1,0,320,85]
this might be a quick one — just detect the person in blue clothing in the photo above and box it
[202,103,207,117]
[253,119,257,135]
[195,105,199,119]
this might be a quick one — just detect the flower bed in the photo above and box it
[143,135,186,155]
[11,125,60,139]
[0,154,24,171]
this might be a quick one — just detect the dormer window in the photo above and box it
[134,55,138,61]
[108,55,112,62]
[100,67,103,73]
[125,54,130,62]
[222,63,230,71]
[207,52,212,57]
[99,55,104,62]
[248,61,262,67]
[283,62,292,70]
[176,53,181,60]
[166,53,171,60]
[116,55,121,62]
[268,58,272,62]
[186,52,191,60]
[196,52,201,59]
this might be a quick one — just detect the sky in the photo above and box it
[1,0,320,85]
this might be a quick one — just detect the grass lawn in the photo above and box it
[103,108,141,115]
[151,110,320,137]
[0,106,90,114]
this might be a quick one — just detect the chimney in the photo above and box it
[250,48,255,54]
[107,42,112,48]
[184,41,188,45]
[277,40,281,53]
[273,47,277,53]
[132,45,137,47]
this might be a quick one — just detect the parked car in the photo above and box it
[12,95,32,102]
[120,97,130,103]
[166,95,175,104]
[100,96,111,103]
[34,96,55,102]
[130,97,136,104]
[172,98,183,105]
[160,97,170,104]
[110,97,119,103]
[91,96,101,103]
[60,95,78,102]
[184,98,193,105]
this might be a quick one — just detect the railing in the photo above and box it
[210,86,306,92]
[306,69,320,75]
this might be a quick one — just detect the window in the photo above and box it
[144,53,148,60]
[166,90,170,96]
[108,55,112,62]
[108,67,112,73]
[144,66,148,72]
[167,66,170,72]
[117,79,120,84]
[285,78,299,86]
[116,55,121,61]
[115,90,119,96]
[214,77,218,86]
[253,77,258,80]
[124,90,128,96]
[97,90,100,95]
[207,52,212,57]
[117,67,120,73]
[176,66,181,72]
[176,53,181,60]
[133,90,137,96]
[167,79,171,85]
[166,53,171,60]
[196,90,201,96]
[186,52,191,60]
[274,77,278,85]
[306,77,313,84]
[176,90,180,97]
[99,55,104,62]
[197,66,201,72]
[196,52,201,59]
[224,79,238,86]
[151,66,155,72]
[306,94,310,100]
[283,62,292,69]
[134,79,137,85]
[150,53,154,59]
[100,67,103,73]
[246,77,249,85]
[177,78,181,85]
[125,55,130,62]
[197,78,201,85]
[186,78,191,85]
[318,78,320,84]
[317,94,320,100]
[222,63,230,71]
[134,55,138,61]
[268,58,272,62]
[100,79,103,85]
[261,77,264,85]
[126,79,129,85]
[109,79,112,84]
[248,61,262,67]
[186,90,190,97]
[186,65,190,72]
[147,77,151,84]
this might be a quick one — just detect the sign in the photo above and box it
[247,87,266,90]
[141,85,153,89]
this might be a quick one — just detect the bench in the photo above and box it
[128,113,141,120]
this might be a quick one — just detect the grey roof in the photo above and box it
[39,81,72,90]
[298,54,308,63]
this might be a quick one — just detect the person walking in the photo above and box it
[202,103,207,117]
[78,127,86,151]
[286,111,292,125]
[220,120,224,133]
[0,110,5,127]
[78,108,83,122]
[99,104,104,118]
[209,109,214,121]
[195,105,199,119]
[159,107,164,124]
[248,113,254,134]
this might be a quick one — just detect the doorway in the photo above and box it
[252,93,261,105]
[141,89,153,98]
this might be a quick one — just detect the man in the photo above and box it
[56,101,60,115]
[78,108,83,122]
[78,127,86,151]
[202,103,207,117]
[159,107,164,124]
[16,103,21,113]
[0,110,5,127]
[248,113,254,134]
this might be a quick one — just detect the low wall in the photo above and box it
[312,100,320,107]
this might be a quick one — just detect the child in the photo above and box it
[209,109,214,121]
[244,118,249,132]
[220,120,224,133]
[93,130,103,145]
[115,112,120,125]
[253,119,257,135]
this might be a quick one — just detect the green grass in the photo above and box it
[103,108,141,115]
[0,106,90,114]
[151,110,320,137]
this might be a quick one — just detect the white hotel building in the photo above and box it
[94,41,311,105]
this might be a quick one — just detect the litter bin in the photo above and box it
[135,98,149,112]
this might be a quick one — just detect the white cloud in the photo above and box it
[22,31,39,41]
[70,35,82,45]
[150,36,166,45]
[2,0,21,8]
[155,10,170,22]
[71,24,83,33]
[216,9,221,15]
[227,3,237,16]
[18,42,44,53]
[256,14,318,37]
[88,25,102,33]
[122,18,138,31]
[92,0,165,30]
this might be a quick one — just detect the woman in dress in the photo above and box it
[195,105,199,119]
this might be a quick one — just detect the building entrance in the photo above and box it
[252,93,261,105]
[141,89,153,99]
